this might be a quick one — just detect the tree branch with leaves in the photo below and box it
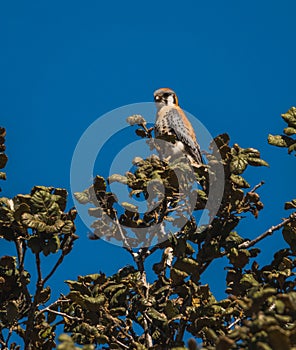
[0,106,296,349]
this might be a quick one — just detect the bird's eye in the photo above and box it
[154,95,161,101]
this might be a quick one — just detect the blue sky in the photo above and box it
[1,0,296,307]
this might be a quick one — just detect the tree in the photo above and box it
[0,107,295,350]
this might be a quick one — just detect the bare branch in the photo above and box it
[250,180,265,193]
[227,317,241,330]
[43,254,64,285]
[14,236,31,304]
[41,307,82,321]
[140,123,153,139]
[43,235,76,285]
[110,336,129,349]
[38,298,70,316]
[114,212,133,255]
[143,312,153,348]
[238,212,296,249]
[36,253,42,286]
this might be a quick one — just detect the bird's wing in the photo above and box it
[157,107,203,164]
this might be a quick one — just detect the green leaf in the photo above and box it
[126,114,146,126]
[267,326,290,350]
[74,190,90,204]
[43,235,61,256]
[135,129,148,138]
[268,134,294,148]
[283,223,296,253]
[21,213,47,231]
[53,188,68,211]
[121,202,138,211]
[213,133,230,148]
[284,127,296,135]
[241,147,261,157]
[31,190,60,216]
[174,258,199,275]
[146,307,167,323]
[228,248,250,268]
[247,157,269,167]
[225,231,245,245]
[61,220,75,234]
[0,153,8,169]
[6,301,18,323]
[216,335,235,350]
[107,174,128,185]
[31,190,51,209]
[230,155,248,174]
[0,255,17,270]
[47,219,65,233]
[240,273,259,288]
[79,273,106,283]
[65,280,90,295]
[230,174,250,188]
[110,287,127,305]
[288,141,296,154]
[13,203,30,222]
[170,267,188,285]
[68,291,106,310]
[132,156,143,165]
[164,300,180,320]
[109,307,126,316]
[104,283,125,294]
[284,199,296,210]
[27,235,43,254]
[93,176,107,192]
[281,107,296,128]
[38,286,51,304]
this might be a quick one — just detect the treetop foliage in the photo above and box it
[0,107,296,349]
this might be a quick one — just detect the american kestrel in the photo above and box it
[154,88,203,166]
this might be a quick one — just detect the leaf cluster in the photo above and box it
[268,107,296,155]
[1,107,296,350]
[0,153,78,349]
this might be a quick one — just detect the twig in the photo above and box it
[43,235,76,285]
[250,181,265,193]
[24,252,45,349]
[0,335,7,348]
[36,253,42,285]
[38,298,82,329]
[143,312,153,348]
[14,236,31,304]
[227,317,241,330]
[43,253,64,285]
[140,123,153,139]
[41,307,82,321]
[198,213,296,276]
[5,327,13,347]
[111,336,129,349]
[114,212,133,255]
[24,236,75,348]
[238,212,296,249]
[14,236,24,268]
[38,298,70,316]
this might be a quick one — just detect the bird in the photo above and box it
[154,88,203,166]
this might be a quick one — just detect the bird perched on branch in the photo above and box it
[154,88,203,167]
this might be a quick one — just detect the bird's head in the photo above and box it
[154,88,179,109]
